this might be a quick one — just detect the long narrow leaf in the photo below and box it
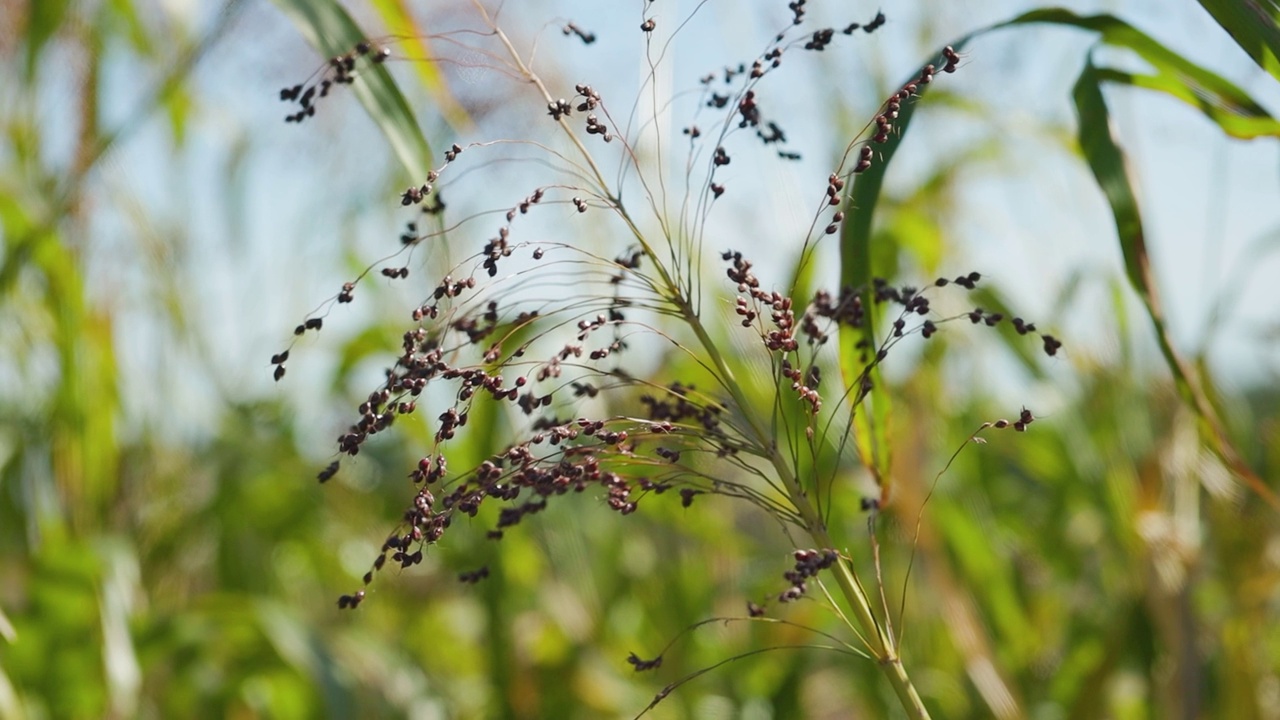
[368,0,472,132]
[1072,54,1280,511]
[1072,59,1148,297]
[1091,66,1280,138]
[24,0,73,82]
[938,7,1280,508]
[992,9,1280,139]
[1196,0,1280,83]
[270,0,434,180]
[838,43,969,494]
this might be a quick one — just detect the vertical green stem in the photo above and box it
[682,306,931,720]
[487,13,930,715]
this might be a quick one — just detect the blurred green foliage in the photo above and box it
[2,1,1280,719]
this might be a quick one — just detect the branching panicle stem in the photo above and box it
[480,11,933,716]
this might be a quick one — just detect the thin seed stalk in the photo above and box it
[486,14,930,715]
[681,306,931,719]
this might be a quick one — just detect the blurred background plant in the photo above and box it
[2,1,1279,718]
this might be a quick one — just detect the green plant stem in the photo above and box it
[685,312,930,719]
[488,13,930,715]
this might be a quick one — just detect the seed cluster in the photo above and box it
[585,114,612,142]
[280,248,1058,610]
[273,236,732,604]
[547,84,601,124]
[627,652,663,672]
[991,407,1038,433]
[279,41,392,123]
[336,390,703,600]
[267,5,1062,627]
[684,6,897,184]
[779,548,839,602]
[720,246,1063,427]
[804,8,885,51]
[843,46,963,176]
[562,22,596,45]
[270,350,289,381]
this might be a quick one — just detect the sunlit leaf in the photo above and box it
[1196,0,1280,82]
[1091,66,1280,139]
[163,85,194,147]
[368,0,472,132]
[104,0,155,56]
[24,0,74,82]
[1071,59,1147,300]
[839,42,970,491]
[989,9,1280,139]
[1072,53,1280,511]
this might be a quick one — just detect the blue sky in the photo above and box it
[65,0,1280,437]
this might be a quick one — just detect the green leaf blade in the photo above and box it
[837,45,969,490]
[996,9,1280,138]
[1072,53,1280,511]
[1071,57,1149,300]
[1196,0,1280,83]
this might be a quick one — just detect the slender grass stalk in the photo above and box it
[682,299,929,716]
[479,11,932,715]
